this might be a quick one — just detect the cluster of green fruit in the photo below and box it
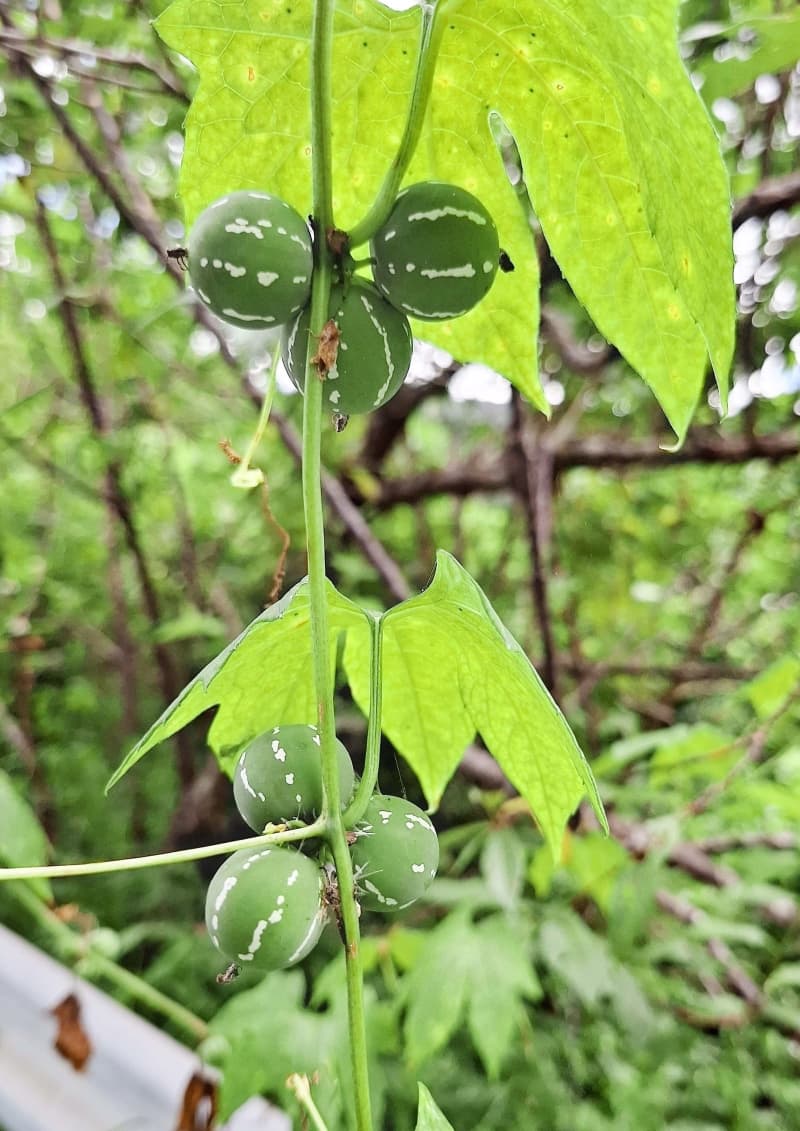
[205,724,439,973]
[187,182,501,415]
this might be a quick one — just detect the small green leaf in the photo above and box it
[561,831,629,914]
[415,1083,455,1131]
[479,827,527,911]
[743,656,800,720]
[106,578,368,789]
[347,551,605,856]
[649,724,737,787]
[0,770,51,901]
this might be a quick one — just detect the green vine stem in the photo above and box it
[0,821,324,883]
[307,3,373,1129]
[343,612,383,826]
[12,883,208,1042]
[348,0,445,248]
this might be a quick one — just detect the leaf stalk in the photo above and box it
[348,1,445,247]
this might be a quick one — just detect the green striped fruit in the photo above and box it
[281,278,413,415]
[205,846,325,971]
[370,182,500,321]
[349,795,439,912]
[188,191,313,329]
[233,724,355,831]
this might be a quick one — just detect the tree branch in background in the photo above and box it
[508,392,559,695]
[34,198,196,788]
[732,169,800,227]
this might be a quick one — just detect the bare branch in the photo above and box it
[732,170,800,227]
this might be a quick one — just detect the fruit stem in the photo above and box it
[12,883,209,1042]
[308,4,373,1130]
[348,1,445,247]
[343,612,383,825]
[0,822,324,882]
[287,1073,331,1131]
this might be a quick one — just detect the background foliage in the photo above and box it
[1,0,799,1128]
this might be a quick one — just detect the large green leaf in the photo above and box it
[346,551,605,855]
[156,0,733,439]
[106,578,368,789]
[416,0,734,440]
[0,770,51,900]
[110,554,601,853]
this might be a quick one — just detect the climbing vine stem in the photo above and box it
[306,3,372,1129]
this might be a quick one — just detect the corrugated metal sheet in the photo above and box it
[0,924,290,1131]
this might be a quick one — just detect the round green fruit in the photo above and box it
[370,181,500,321]
[281,278,413,415]
[349,795,439,912]
[205,846,325,971]
[188,190,313,329]
[234,724,355,831]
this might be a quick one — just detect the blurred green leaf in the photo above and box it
[695,13,800,102]
[0,770,51,901]
[403,910,539,1076]
[479,827,527,911]
[743,656,800,720]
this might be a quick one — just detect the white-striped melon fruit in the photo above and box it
[233,724,355,831]
[188,191,313,329]
[370,182,499,321]
[281,278,412,415]
[349,795,439,912]
[205,846,325,971]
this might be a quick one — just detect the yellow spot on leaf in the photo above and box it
[667,303,681,321]
[647,76,662,97]
[247,66,255,82]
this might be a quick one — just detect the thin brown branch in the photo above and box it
[509,392,559,694]
[360,428,800,510]
[732,169,800,226]
[655,890,763,1010]
[34,198,195,787]
[539,307,615,374]
[697,831,797,854]
[684,510,766,662]
[0,26,187,98]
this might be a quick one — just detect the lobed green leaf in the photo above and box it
[157,0,733,438]
[347,551,605,856]
[105,577,368,790]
